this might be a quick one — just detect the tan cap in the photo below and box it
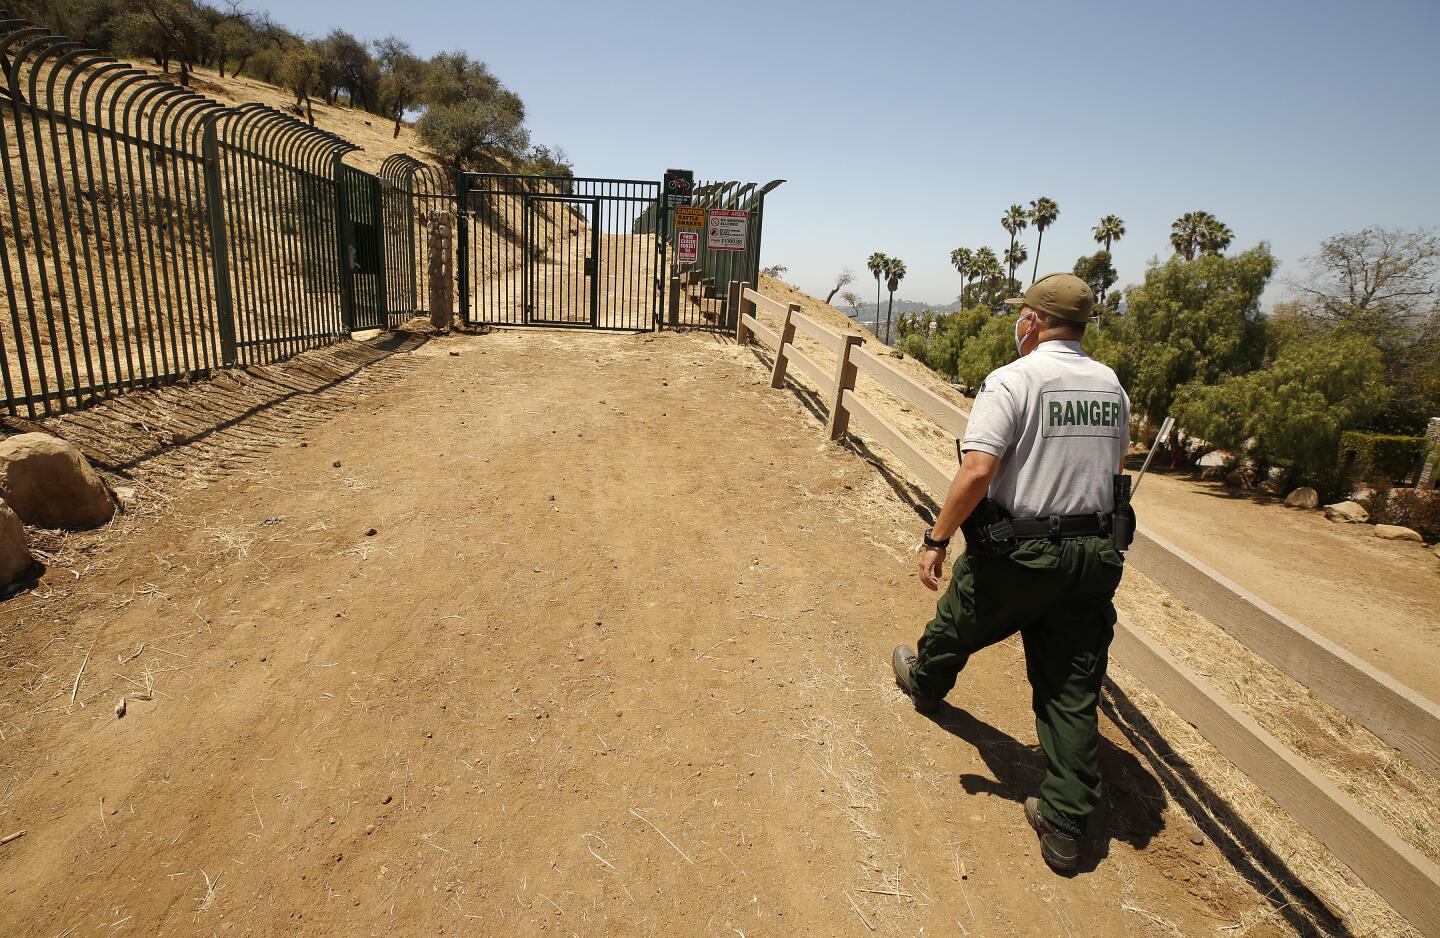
[1004,272,1094,322]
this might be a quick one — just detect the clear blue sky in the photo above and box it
[259,0,1440,308]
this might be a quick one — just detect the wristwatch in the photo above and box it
[922,527,951,550]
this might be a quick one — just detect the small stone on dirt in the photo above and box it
[450,351,461,357]
[332,460,342,468]
[114,486,139,512]
[1324,501,1369,523]
[382,794,392,805]
[366,528,377,537]
[0,433,115,529]
[1283,487,1319,509]
[1374,524,1422,542]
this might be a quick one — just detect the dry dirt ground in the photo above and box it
[1132,473,1440,700]
[3,328,1311,937]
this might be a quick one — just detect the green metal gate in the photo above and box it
[341,166,387,331]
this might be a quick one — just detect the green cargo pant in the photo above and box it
[910,535,1124,838]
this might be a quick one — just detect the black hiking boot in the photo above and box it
[1025,796,1079,872]
[891,645,940,714]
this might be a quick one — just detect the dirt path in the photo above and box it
[1133,473,1440,700]
[0,329,1281,936]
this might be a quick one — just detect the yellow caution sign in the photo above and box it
[673,206,706,229]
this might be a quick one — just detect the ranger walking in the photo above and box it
[891,272,1132,873]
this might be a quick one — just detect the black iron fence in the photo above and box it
[0,16,429,420]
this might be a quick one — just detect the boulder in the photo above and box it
[1224,469,1256,489]
[0,433,114,529]
[1374,524,1423,542]
[1200,466,1224,482]
[0,499,33,587]
[1258,480,1283,496]
[1284,487,1320,509]
[1324,501,1369,524]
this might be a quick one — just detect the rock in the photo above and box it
[1433,545,1440,560]
[1224,469,1256,489]
[1258,480,1282,496]
[0,500,35,586]
[0,433,114,529]
[1374,524,1422,542]
[1324,501,1369,524]
[1284,487,1320,509]
[1200,466,1224,482]
[113,486,139,512]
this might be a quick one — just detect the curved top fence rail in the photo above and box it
[0,13,442,420]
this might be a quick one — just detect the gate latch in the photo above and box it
[584,256,596,277]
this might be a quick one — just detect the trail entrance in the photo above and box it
[457,173,784,332]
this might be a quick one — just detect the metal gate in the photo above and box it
[459,174,662,330]
[342,166,387,330]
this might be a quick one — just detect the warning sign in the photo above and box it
[673,205,705,229]
[677,230,699,264]
[707,209,748,251]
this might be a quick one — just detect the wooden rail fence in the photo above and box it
[727,281,1440,936]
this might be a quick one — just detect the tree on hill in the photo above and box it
[955,314,1017,389]
[323,29,380,111]
[950,247,973,300]
[1170,211,1232,261]
[1027,197,1059,283]
[374,36,428,138]
[115,0,206,85]
[1004,243,1028,291]
[418,90,528,171]
[280,45,322,124]
[825,267,855,305]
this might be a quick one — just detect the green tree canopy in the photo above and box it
[1174,330,1388,478]
[1092,245,1274,428]
[955,314,1017,389]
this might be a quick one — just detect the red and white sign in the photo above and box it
[707,209,748,251]
[677,230,699,264]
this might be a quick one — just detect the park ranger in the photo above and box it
[891,272,1132,873]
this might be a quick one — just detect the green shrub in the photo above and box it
[1359,485,1440,541]
[1338,431,1428,484]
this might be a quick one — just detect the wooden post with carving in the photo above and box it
[428,210,455,330]
[770,302,798,389]
[725,280,741,332]
[826,334,863,440]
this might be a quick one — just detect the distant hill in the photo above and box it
[835,298,965,337]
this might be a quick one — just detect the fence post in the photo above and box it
[1420,417,1440,489]
[668,274,681,327]
[725,280,741,331]
[455,170,470,324]
[334,153,357,333]
[826,334,863,440]
[200,116,237,367]
[735,281,751,344]
[770,302,798,388]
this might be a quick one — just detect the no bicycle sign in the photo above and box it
[707,209,748,251]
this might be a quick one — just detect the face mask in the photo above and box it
[1014,312,1034,357]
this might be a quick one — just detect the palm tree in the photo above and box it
[1198,216,1234,256]
[950,247,974,302]
[1092,214,1126,253]
[971,247,1000,307]
[1004,243,1028,291]
[1001,204,1028,281]
[883,256,906,344]
[866,252,888,332]
[1027,197,1059,283]
[1170,212,1203,260]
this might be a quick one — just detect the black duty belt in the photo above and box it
[983,513,1111,541]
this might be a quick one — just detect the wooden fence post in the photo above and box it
[770,302,798,388]
[725,280,741,331]
[735,282,752,344]
[826,334,863,440]
[427,210,455,330]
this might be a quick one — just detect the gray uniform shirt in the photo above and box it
[962,340,1130,518]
